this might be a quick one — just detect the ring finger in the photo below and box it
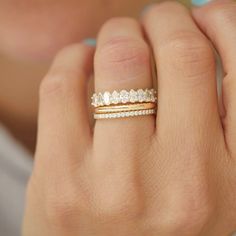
[93,18,155,156]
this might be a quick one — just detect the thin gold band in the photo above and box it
[94,109,156,120]
[94,102,156,114]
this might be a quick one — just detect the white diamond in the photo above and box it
[120,90,129,103]
[91,95,97,107]
[111,91,120,104]
[97,93,104,106]
[129,89,138,103]
[137,89,145,102]
[145,89,151,102]
[103,92,111,105]
[150,89,156,102]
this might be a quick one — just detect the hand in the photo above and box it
[23,1,236,235]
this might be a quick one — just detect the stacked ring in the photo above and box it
[91,89,157,120]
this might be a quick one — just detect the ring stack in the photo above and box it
[91,89,157,119]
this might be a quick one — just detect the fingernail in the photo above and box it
[141,3,154,16]
[83,38,96,46]
[191,0,212,6]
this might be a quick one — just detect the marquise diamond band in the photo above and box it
[92,88,157,120]
[91,89,157,108]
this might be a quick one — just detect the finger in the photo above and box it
[91,19,154,204]
[37,43,94,161]
[140,4,224,228]
[142,2,221,139]
[93,18,154,150]
[192,0,236,149]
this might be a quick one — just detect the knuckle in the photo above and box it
[101,17,137,31]
[94,197,142,222]
[160,31,214,79]
[207,2,236,26]
[96,36,150,73]
[148,1,187,15]
[45,196,78,228]
[92,179,143,221]
[39,69,79,99]
[157,182,213,234]
[44,182,81,228]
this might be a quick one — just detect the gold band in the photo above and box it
[94,109,156,120]
[94,102,156,114]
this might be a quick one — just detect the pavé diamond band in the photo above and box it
[94,109,156,120]
[91,89,157,108]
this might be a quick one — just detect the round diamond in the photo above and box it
[120,90,129,103]
[103,92,111,105]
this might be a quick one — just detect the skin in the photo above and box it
[21,0,236,235]
[0,0,235,235]
[0,0,155,151]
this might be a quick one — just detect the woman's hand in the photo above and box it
[23,1,236,235]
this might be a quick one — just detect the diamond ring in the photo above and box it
[91,89,157,108]
[92,88,157,120]
[94,109,156,120]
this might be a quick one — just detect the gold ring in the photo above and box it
[95,102,156,114]
[94,109,156,120]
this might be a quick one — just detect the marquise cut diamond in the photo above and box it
[103,92,111,105]
[130,89,138,103]
[120,90,129,103]
[137,89,145,102]
[111,91,120,104]
[91,89,157,107]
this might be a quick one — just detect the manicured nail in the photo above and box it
[83,38,96,46]
[141,3,154,16]
[191,0,212,6]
